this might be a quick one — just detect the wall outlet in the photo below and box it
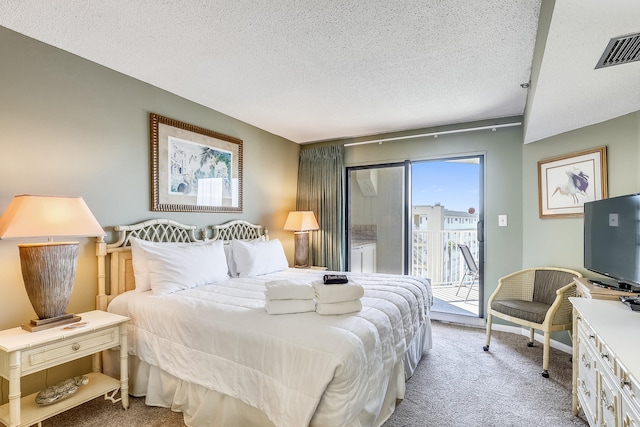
[498,214,508,227]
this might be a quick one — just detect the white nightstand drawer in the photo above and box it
[21,326,119,374]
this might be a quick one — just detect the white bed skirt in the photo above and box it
[105,320,431,427]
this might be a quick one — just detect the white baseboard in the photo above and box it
[490,323,573,354]
[430,311,484,327]
[430,313,573,355]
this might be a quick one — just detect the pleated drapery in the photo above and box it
[296,145,344,271]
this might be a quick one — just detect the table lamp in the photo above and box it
[284,211,320,268]
[0,195,105,331]
[283,211,319,268]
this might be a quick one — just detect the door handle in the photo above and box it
[477,220,484,242]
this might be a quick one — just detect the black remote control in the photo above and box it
[323,274,348,285]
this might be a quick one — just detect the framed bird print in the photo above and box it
[538,146,607,218]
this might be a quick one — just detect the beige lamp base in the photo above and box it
[18,242,80,332]
[22,313,82,332]
[293,231,310,268]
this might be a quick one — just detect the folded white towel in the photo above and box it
[265,299,316,315]
[313,281,365,303]
[316,299,363,315]
[265,281,315,300]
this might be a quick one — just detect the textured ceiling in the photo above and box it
[0,1,638,144]
[524,0,640,143]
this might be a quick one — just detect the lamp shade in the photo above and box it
[0,195,105,239]
[283,211,319,232]
[0,195,104,331]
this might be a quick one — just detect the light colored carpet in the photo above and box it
[42,321,588,426]
[382,321,588,427]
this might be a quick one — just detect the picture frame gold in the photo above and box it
[538,146,607,218]
[150,113,243,213]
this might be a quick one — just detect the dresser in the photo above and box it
[570,298,640,426]
[0,310,129,427]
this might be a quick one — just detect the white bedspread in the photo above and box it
[108,269,432,427]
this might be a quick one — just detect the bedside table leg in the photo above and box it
[119,323,129,409]
[8,352,20,427]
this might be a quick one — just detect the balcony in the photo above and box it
[412,229,479,316]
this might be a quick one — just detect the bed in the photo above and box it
[97,219,432,427]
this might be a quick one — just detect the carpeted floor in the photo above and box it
[42,321,588,426]
[382,321,588,427]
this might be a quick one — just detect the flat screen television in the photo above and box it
[584,193,640,288]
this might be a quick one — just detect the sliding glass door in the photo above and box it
[346,163,407,275]
[411,156,484,318]
[346,155,485,319]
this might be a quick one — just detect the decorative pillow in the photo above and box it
[230,238,288,277]
[138,239,229,295]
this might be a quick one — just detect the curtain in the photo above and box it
[296,145,344,271]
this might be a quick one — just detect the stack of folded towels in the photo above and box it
[264,280,316,315]
[313,277,365,315]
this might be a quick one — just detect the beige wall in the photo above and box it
[522,112,640,271]
[521,112,639,345]
[0,27,299,396]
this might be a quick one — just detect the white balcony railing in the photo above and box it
[412,229,478,286]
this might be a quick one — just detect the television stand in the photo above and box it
[578,277,640,299]
[587,278,639,292]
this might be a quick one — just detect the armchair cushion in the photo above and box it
[491,300,551,324]
[532,270,578,305]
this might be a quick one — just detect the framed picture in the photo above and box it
[150,113,243,213]
[538,146,607,218]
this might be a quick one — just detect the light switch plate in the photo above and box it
[498,215,508,227]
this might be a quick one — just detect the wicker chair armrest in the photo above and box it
[546,282,577,326]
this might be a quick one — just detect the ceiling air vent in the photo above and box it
[595,32,640,69]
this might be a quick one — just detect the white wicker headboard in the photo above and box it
[209,219,269,241]
[96,219,268,311]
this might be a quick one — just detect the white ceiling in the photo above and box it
[0,1,638,144]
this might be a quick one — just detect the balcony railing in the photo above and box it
[412,229,478,286]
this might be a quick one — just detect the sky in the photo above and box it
[411,159,480,213]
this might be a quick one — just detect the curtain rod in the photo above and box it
[343,122,522,147]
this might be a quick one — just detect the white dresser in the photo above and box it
[570,298,640,426]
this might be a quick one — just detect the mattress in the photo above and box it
[108,268,432,426]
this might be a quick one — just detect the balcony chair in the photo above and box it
[455,244,479,302]
[482,267,582,378]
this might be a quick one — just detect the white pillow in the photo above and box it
[131,238,228,294]
[130,238,195,292]
[224,236,266,277]
[130,238,154,292]
[230,239,289,277]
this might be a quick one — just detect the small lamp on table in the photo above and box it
[283,211,319,268]
[0,195,105,331]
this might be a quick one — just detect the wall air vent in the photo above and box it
[595,32,640,69]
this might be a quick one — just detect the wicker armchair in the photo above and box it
[482,267,582,378]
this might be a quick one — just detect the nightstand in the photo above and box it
[309,266,328,270]
[0,310,129,427]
